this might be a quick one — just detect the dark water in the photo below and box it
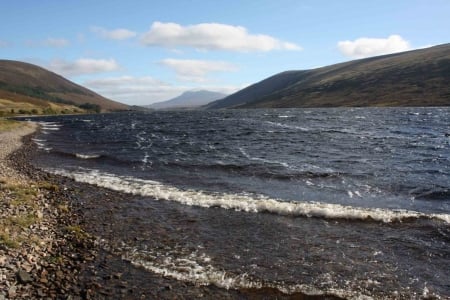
[28,108,449,298]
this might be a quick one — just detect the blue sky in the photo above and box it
[1,0,449,105]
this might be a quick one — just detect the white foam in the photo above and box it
[265,121,310,132]
[41,126,60,131]
[44,168,450,224]
[239,147,289,168]
[75,153,101,159]
[39,121,61,131]
[32,138,52,151]
[117,244,361,299]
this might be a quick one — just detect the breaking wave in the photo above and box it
[75,153,102,159]
[117,245,356,299]
[44,168,450,224]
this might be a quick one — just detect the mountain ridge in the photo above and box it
[147,90,227,110]
[207,44,450,109]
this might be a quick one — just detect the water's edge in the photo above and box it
[17,128,345,299]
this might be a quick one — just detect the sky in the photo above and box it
[1,0,449,105]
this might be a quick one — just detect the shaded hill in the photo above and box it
[0,60,128,113]
[207,43,450,109]
[147,90,227,110]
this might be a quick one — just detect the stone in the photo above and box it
[16,269,33,284]
[8,286,16,298]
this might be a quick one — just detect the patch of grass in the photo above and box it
[0,232,20,249]
[0,181,41,249]
[38,181,59,192]
[7,214,37,228]
[46,255,64,264]
[58,203,69,213]
[0,119,23,132]
[1,183,39,207]
[65,225,89,240]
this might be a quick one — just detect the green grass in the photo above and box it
[65,225,89,240]
[0,119,23,132]
[0,232,20,249]
[0,181,41,249]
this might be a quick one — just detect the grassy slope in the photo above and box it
[0,60,128,112]
[0,119,22,132]
[208,43,450,108]
[0,96,85,116]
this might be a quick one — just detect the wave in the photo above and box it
[264,121,310,132]
[239,147,289,168]
[118,245,356,299]
[32,138,46,142]
[44,168,450,224]
[39,121,62,131]
[75,153,102,159]
[32,138,52,151]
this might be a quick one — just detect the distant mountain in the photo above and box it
[0,60,128,113]
[207,43,450,109]
[147,90,227,110]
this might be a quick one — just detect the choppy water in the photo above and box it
[29,108,450,298]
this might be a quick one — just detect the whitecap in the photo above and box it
[39,121,62,131]
[99,241,364,299]
[75,153,101,159]
[43,168,450,224]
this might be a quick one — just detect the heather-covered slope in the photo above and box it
[208,43,450,108]
[0,60,128,113]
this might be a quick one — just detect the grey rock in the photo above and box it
[17,269,33,284]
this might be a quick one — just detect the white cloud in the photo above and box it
[84,76,245,105]
[43,38,70,47]
[337,34,411,59]
[47,58,120,77]
[25,38,70,48]
[0,40,10,47]
[91,26,137,40]
[141,22,302,52]
[160,58,237,82]
[84,76,186,105]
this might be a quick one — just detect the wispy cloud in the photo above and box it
[141,22,302,52]
[337,34,411,59]
[25,37,70,48]
[91,26,137,40]
[0,40,11,47]
[47,58,120,77]
[160,58,237,82]
[84,75,245,105]
[84,76,185,105]
[43,38,70,47]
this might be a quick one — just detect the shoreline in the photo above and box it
[1,123,341,299]
[1,123,98,299]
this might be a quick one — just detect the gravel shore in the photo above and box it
[0,123,96,299]
[0,122,36,182]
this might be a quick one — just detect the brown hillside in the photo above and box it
[0,60,128,111]
[208,43,450,109]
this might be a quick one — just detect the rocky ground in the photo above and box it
[0,123,96,299]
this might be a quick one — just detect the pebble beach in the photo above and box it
[0,122,96,299]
